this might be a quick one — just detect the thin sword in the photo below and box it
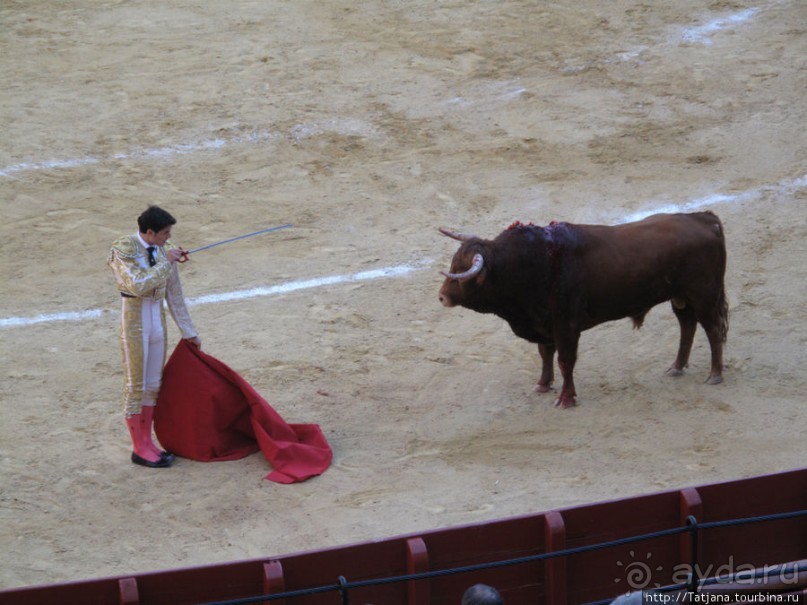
[188,225,292,254]
[183,224,293,257]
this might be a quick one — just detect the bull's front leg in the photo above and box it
[534,342,555,393]
[554,328,580,409]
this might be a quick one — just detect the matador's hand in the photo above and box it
[167,248,186,263]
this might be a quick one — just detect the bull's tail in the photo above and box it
[715,214,729,343]
[716,285,729,343]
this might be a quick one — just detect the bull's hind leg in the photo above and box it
[698,287,728,385]
[667,301,697,378]
[699,311,726,384]
[702,325,725,384]
[676,291,728,384]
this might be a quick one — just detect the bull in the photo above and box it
[438,212,728,408]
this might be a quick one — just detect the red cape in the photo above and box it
[155,340,332,483]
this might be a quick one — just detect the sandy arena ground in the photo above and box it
[1,0,805,591]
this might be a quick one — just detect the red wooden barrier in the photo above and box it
[1,468,803,605]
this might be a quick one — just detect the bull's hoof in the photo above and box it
[665,366,685,378]
[706,375,723,385]
[553,396,577,409]
[534,382,553,394]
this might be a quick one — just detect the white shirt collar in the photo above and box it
[136,232,154,249]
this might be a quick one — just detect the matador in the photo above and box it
[108,205,201,468]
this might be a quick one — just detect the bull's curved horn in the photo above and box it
[438,227,475,241]
[440,253,484,281]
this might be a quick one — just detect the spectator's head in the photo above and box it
[461,584,504,605]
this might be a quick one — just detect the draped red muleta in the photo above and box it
[155,340,332,483]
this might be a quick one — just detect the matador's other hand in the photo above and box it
[187,336,202,349]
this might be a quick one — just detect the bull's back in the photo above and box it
[573,212,725,324]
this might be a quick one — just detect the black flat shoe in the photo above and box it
[131,452,172,468]
[159,451,176,463]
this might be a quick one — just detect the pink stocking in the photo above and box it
[140,405,163,458]
[126,415,160,463]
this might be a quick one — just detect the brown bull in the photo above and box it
[438,212,729,408]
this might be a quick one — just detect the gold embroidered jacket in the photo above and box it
[108,234,198,339]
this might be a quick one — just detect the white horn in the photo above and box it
[438,227,476,241]
[440,253,484,281]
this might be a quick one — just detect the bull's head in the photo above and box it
[438,227,486,308]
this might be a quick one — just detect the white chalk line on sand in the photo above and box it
[0,261,430,329]
[680,7,760,45]
[3,174,805,330]
[0,118,381,179]
[0,131,274,179]
[616,174,806,225]
[189,261,428,306]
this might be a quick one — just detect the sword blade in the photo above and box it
[187,224,292,255]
